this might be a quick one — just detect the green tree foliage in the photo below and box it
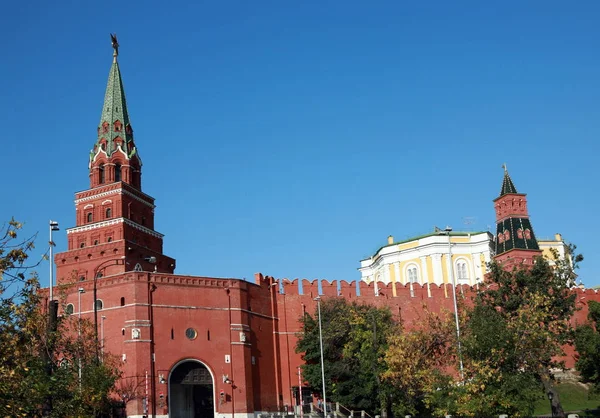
[459,254,578,417]
[574,300,600,391]
[382,306,456,416]
[296,298,396,416]
[0,219,121,417]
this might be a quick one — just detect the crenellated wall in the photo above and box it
[254,272,600,412]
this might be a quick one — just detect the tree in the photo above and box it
[460,254,578,417]
[382,306,456,416]
[0,219,121,417]
[296,298,396,416]
[574,300,600,391]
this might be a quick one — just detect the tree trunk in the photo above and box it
[541,373,565,418]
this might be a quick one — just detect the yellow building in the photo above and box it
[359,228,568,286]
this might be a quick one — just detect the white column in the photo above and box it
[473,253,483,283]
[394,262,401,285]
[432,253,443,285]
[420,256,429,284]
[420,256,431,297]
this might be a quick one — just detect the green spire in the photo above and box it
[92,34,138,161]
[499,163,518,196]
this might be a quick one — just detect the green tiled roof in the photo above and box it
[91,47,138,162]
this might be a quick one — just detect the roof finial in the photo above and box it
[110,33,119,62]
[502,162,508,173]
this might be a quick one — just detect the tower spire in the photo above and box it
[89,35,141,189]
[499,163,518,196]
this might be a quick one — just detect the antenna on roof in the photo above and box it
[462,216,476,231]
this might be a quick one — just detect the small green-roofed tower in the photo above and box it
[493,165,542,267]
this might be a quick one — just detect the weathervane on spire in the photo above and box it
[110,33,119,61]
[502,163,508,173]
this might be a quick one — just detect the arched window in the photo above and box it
[456,261,469,281]
[80,242,85,248]
[99,164,105,184]
[87,212,93,223]
[94,299,103,311]
[407,265,419,284]
[115,164,122,182]
[65,304,74,315]
[134,263,143,272]
[107,237,112,243]
[105,208,112,219]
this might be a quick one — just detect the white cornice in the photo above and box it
[66,217,164,238]
[74,187,155,209]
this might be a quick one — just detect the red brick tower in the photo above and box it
[56,35,175,284]
[493,165,542,267]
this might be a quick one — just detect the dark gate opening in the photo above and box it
[170,361,214,418]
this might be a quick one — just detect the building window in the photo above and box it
[99,164,105,183]
[80,242,85,248]
[186,328,198,340]
[65,304,74,315]
[456,261,469,281]
[107,237,112,242]
[87,212,93,223]
[407,266,419,284]
[115,164,122,182]
[94,299,103,310]
[94,240,99,246]
[105,208,112,218]
[120,297,125,306]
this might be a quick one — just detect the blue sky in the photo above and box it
[1,1,599,287]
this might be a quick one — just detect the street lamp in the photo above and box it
[101,315,107,360]
[439,226,464,379]
[547,391,554,417]
[49,220,59,302]
[78,287,85,387]
[93,256,125,360]
[314,296,327,418]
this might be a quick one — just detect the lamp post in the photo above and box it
[93,256,125,360]
[314,296,327,418]
[547,391,554,417]
[440,226,464,379]
[78,287,85,388]
[101,315,107,361]
[48,221,59,302]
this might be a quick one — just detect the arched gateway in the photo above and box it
[169,360,215,418]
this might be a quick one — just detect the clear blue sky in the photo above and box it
[1,1,599,287]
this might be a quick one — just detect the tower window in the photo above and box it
[115,164,122,182]
[120,297,125,306]
[94,240,99,246]
[94,299,103,311]
[105,208,112,218]
[99,164,105,184]
[107,237,112,243]
[80,242,85,248]
[87,213,93,223]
